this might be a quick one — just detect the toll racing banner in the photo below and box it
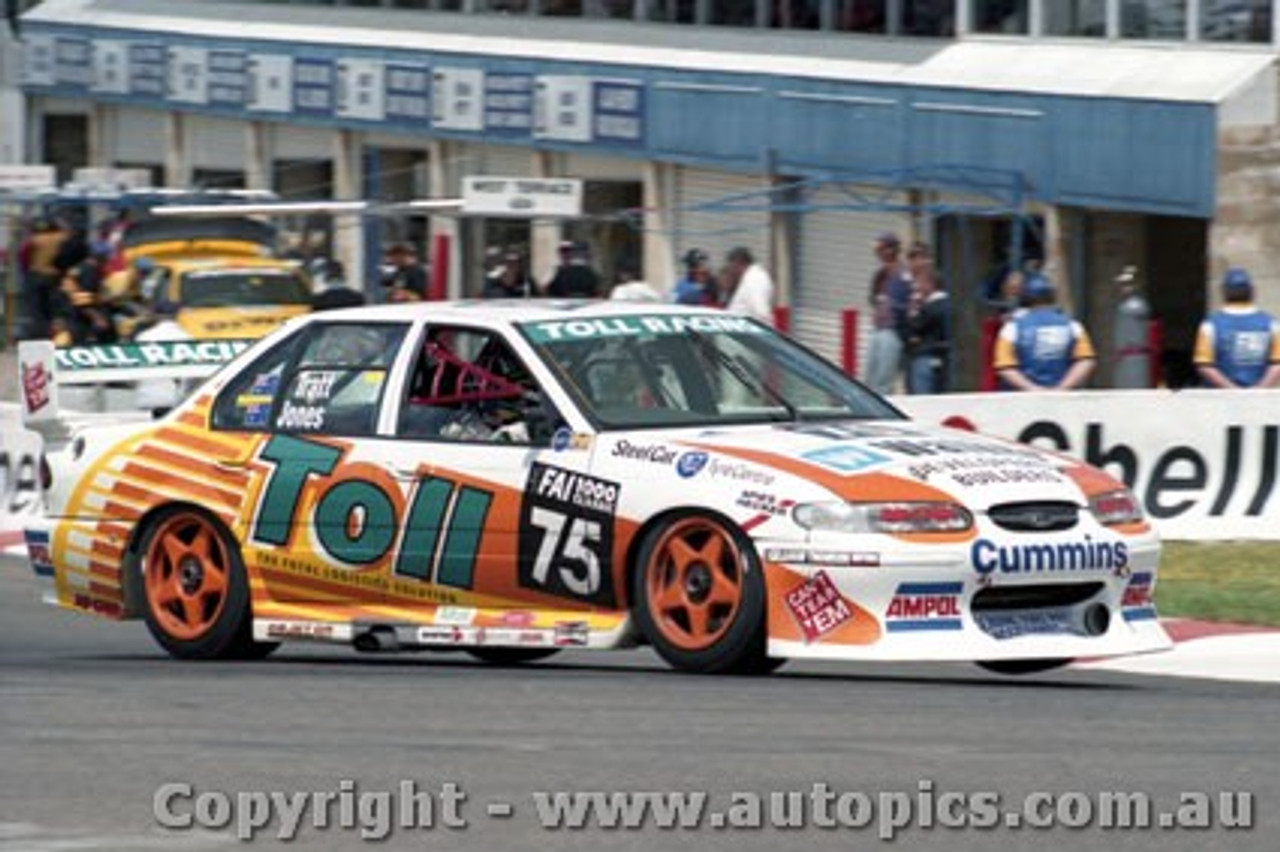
[895,390,1280,541]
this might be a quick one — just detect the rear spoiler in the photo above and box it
[17,339,253,439]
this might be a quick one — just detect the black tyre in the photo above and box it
[140,507,278,660]
[632,513,771,674]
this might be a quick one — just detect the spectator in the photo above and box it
[672,248,718,306]
[904,243,950,394]
[20,217,68,339]
[993,273,1096,391]
[483,249,535,299]
[609,265,662,302]
[101,256,156,339]
[381,243,428,302]
[311,260,366,311]
[721,246,774,325]
[545,240,601,299]
[1194,268,1280,389]
[865,232,912,394]
[59,241,116,344]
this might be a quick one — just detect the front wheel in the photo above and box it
[632,513,770,674]
[976,658,1072,676]
[140,508,277,660]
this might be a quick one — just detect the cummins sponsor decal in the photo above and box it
[971,536,1127,575]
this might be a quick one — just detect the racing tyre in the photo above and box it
[976,658,1072,676]
[140,508,278,661]
[633,513,769,674]
[466,648,561,666]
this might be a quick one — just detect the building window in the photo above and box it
[902,0,955,34]
[1043,0,1106,35]
[1121,0,1187,38]
[711,0,758,26]
[1202,0,1272,41]
[972,0,1029,33]
[834,0,887,33]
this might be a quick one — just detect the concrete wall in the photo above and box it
[1215,124,1280,319]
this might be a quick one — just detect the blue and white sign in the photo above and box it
[485,72,534,135]
[247,54,292,113]
[167,45,209,105]
[55,35,92,90]
[22,33,56,87]
[128,43,167,98]
[336,58,385,121]
[432,67,484,132]
[534,75,592,143]
[208,49,248,107]
[92,39,129,95]
[293,57,335,117]
[593,78,645,145]
[384,63,430,123]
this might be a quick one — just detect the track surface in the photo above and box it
[1,553,1276,852]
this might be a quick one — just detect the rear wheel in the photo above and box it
[976,658,1072,676]
[466,648,561,666]
[141,508,277,660]
[633,513,772,674]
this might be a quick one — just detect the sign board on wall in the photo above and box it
[247,54,293,113]
[433,67,484,131]
[0,165,56,193]
[336,57,385,121]
[167,45,209,105]
[21,33,56,87]
[896,390,1280,541]
[384,63,430,124]
[91,39,129,95]
[534,75,593,142]
[461,176,583,218]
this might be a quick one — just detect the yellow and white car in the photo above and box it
[122,216,311,340]
[20,302,1171,675]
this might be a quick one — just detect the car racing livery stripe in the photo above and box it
[685,442,976,544]
[132,444,252,491]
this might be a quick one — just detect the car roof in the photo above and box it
[310,300,740,329]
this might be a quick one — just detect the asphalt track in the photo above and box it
[1,553,1277,852]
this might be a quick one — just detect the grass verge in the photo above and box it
[1156,542,1280,627]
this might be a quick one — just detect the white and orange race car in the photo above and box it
[20,301,1171,674]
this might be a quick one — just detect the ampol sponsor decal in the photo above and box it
[783,570,854,643]
[884,582,963,632]
[1122,571,1156,622]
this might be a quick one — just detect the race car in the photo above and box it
[122,216,311,340]
[21,301,1171,674]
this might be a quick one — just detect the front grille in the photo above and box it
[971,582,1104,612]
[988,501,1079,532]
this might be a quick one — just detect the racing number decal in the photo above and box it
[250,434,492,589]
[518,463,619,607]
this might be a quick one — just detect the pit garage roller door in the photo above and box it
[109,106,166,167]
[473,144,532,177]
[673,166,770,275]
[793,188,909,376]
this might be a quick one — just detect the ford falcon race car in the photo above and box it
[22,301,1171,674]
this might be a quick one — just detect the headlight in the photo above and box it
[1089,489,1144,526]
[792,501,974,534]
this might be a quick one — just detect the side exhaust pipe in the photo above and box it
[353,627,400,653]
[1080,603,1111,637]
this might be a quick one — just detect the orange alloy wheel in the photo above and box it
[144,512,233,641]
[644,516,746,652]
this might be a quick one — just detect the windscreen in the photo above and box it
[520,313,902,429]
[179,269,311,307]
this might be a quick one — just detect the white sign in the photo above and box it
[0,165,56,193]
[70,167,153,192]
[92,39,129,94]
[167,45,209,105]
[247,54,293,113]
[462,177,583,218]
[336,57,386,121]
[432,67,484,131]
[535,75,593,142]
[897,389,1280,541]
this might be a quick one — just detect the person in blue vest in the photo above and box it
[1194,267,1280,389]
[993,272,1096,391]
